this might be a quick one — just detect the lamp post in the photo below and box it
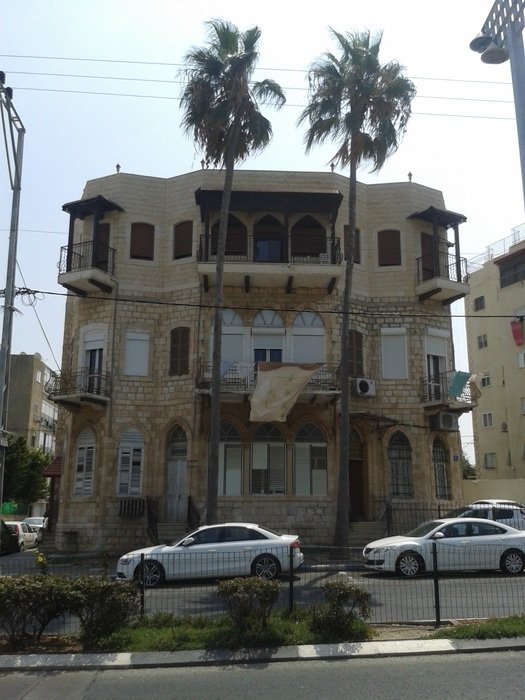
[0,72,25,513]
[470,0,525,212]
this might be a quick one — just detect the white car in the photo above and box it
[363,517,525,577]
[116,522,304,587]
[449,502,525,530]
[5,521,38,551]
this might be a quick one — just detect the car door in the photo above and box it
[176,526,223,579]
[216,526,257,576]
[434,522,477,571]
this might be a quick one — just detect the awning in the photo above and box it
[249,363,321,422]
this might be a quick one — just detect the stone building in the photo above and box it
[49,168,474,553]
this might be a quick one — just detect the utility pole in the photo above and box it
[0,72,25,513]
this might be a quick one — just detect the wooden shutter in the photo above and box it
[169,327,190,376]
[378,229,401,266]
[173,221,193,259]
[130,223,154,260]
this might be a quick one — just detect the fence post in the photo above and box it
[288,546,294,613]
[139,553,145,616]
[432,541,441,628]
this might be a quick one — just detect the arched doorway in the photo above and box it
[349,429,366,519]
[166,426,188,521]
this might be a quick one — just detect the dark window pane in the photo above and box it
[378,229,401,266]
[130,222,154,260]
[169,327,190,376]
[174,221,193,259]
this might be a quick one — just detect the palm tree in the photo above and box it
[180,19,285,524]
[299,29,416,546]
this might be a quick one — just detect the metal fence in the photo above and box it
[2,544,525,637]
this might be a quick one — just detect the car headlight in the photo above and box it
[119,556,134,566]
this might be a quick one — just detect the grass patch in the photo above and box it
[105,609,374,653]
[433,616,525,640]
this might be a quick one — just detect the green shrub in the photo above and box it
[311,579,371,639]
[67,577,141,651]
[0,575,70,649]
[216,577,281,630]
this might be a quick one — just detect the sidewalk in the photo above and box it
[2,636,525,672]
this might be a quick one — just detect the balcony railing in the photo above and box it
[197,361,341,393]
[421,370,474,406]
[59,241,116,275]
[198,235,342,265]
[416,252,467,285]
[47,368,111,401]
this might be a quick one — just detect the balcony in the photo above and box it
[197,235,343,293]
[58,241,116,295]
[416,252,469,304]
[196,361,341,404]
[47,368,111,408]
[421,370,476,412]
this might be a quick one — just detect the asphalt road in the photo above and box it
[1,651,525,699]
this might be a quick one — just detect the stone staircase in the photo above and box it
[347,521,387,549]
[156,522,190,544]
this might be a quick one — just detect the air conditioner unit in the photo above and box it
[351,377,376,397]
[430,412,459,431]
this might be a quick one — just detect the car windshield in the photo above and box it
[406,521,443,537]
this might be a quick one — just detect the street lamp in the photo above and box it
[470,0,525,212]
[0,72,25,513]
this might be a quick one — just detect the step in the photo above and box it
[156,522,189,544]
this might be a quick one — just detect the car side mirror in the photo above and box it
[433,531,445,540]
[182,537,195,547]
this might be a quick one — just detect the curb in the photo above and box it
[2,637,525,672]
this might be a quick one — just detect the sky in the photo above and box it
[1,0,524,462]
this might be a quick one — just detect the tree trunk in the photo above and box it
[333,154,357,547]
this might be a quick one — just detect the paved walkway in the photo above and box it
[2,637,525,671]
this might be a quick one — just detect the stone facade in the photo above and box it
[51,168,472,553]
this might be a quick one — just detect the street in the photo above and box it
[1,651,525,699]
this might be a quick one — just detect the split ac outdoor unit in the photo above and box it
[430,412,459,431]
[351,377,376,397]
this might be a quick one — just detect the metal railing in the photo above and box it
[47,368,111,399]
[59,241,116,275]
[416,252,467,284]
[197,361,341,393]
[198,234,343,265]
[421,369,474,405]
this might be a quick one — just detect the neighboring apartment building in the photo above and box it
[49,168,474,553]
[7,353,57,454]
[466,227,525,489]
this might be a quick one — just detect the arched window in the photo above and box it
[211,214,247,256]
[117,428,144,496]
[218,422,243,496]
[74,428,95,496]
[252,311,284,363]
[254,214,285,262]
[251,424,285,494]
[388,432,413,497]
[130,222,155,260]
[292,312,325,363]
[294,423,327,495]
[433,437,450,499]
[291,215,326,259]
[173,220,193,259]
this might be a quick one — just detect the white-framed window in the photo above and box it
[518,351,525,368]
[35,370,42,383]
[123,330,150,376]
[482,412,493,428]
[218,422,242,496]
[481,374,491,387]
[381,327,408,379]
[74,428,95,495]
[473,296,485,311]
[477,334,488,349]
[251,424,285,494]
[117,429,144,496]
[291,311,325,363]
[483,452,497,469]
[252,310,284,363]
[294,423,327,496]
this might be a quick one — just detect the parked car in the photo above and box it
[363,517,525,577]
[116,522,304,587]
[22,516,47,544]
[4,521,38,551]
[448,502,525,530]
[0,519,19,555]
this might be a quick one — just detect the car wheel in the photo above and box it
[395,551,424,577]
[252,554,280,580]
[500,549,525,575]
[19,541,25,552]
[134,560,165,587]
